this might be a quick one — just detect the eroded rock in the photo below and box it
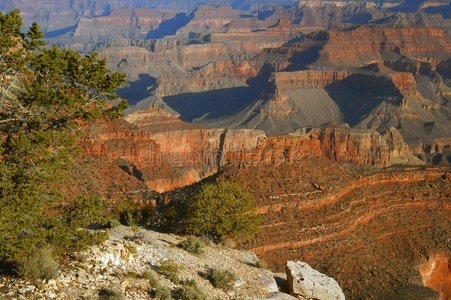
[286,261,345,300]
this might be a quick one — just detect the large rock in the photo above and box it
[286,261,345,300]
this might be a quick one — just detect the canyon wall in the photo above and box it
[318,27,450,68]
[156,61,263,97]
[273,70,351,89]
[82,114,423,192]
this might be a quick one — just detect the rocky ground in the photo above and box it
[0,226,295,300]
[232,163,451,299]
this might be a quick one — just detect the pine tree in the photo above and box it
[26,22,45,50]
[0,10,127,268]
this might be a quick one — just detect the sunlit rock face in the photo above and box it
[420,254,451,300]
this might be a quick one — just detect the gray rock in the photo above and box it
[242,251,259,265]
[18,285,35,294]
[252,292,297,300]
[286,261,345,300]
[233,278,243,288]
[259,273,279,294]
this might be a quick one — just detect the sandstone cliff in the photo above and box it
[82,113,423,193]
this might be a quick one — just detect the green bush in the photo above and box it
[65,196,110,228]
[150,286,172,300]
[160,206,178,232]
[47,196,110,252]
[174,280,206,300]
[48,224,109,253]
[174,280,207,300]
[143,270,173,300]
[116,198,137,227]
[177,237,205,255]
[98,287,125,300]
[125,243,137,255]
[205,268,236,290]
[183,181,260,241]
[116,198,156,228]
[142,270,159,285]
[17,248,59,280]
[159,260,180,283]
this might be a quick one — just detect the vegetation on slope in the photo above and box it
[183,180,261,241]
[0,9,260,279]
[0,9,126,275]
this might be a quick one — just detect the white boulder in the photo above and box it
[286,261,345,300]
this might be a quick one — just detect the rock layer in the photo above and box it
[220,161,451,299]
[81,113,424,193]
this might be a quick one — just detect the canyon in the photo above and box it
[2,0,450,299]
[74,111,449,298]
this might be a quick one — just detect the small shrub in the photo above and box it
[144,269,172,299]
[255,258,268,269]
[17,248,59,280]
[142,271,153,280]
[220,238,236,249]
[149,286,172,300]
[116,198,136,226]
[174,280,206,300]
[126,271,139,278]
[141,269,158,283]
[177,237,205,255]
[161,206,178,232]
[125,243,137,255]
[71,252,88,263]
[159,260,180,283]
[205,268,236,290]
[107,219,121,228]
[49,222,109,252]
[98,287,125,300]
[116,198,156,228]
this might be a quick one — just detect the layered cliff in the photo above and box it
[71,9,176,46]
[77,1,451,152]
[273,70,351,89]
[81,112,423,193]
[155,61,263,97]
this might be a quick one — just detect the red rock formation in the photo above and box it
[390,72,420,97]
[156,60,262,97]
[420,254,451,299]
[264,26,450,70]
[177,5,242,35]
[72,9,177,44]
[81,120,159,169]
[124,108,197,133]
[76,9,172,30]
[82,114,423,193]
[321,27,450,68]
[413,138,451,164]
[273,70,351,89]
